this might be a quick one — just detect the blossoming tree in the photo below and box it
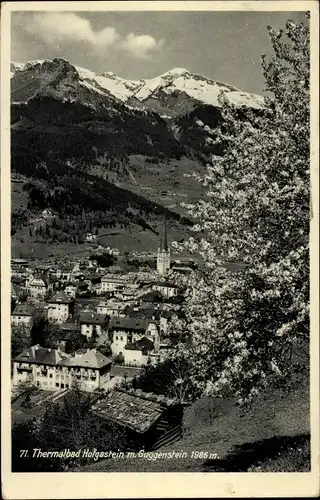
[170,15,310,402]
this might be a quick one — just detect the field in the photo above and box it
[77,371,310,472]
[89,154,205,215]
[12,225,191,261]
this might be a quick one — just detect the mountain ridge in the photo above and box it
[11,58,265,117]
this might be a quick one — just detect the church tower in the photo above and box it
[157,217,171,275]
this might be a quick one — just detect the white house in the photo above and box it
[152,282,178,299]
[96,301,124,317]
[85,232,97,243]
[100,274,126,294]
[13,345,112,392]
[64,284,77,299]
[26,275,47,299]
[47,292,74,324]
[79,312,108,339]
[111,248,120,257]
[109,316,160,356]
[123,337,155,366]
[11,304,34,329]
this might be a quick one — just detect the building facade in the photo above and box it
[97,301,124,317]
[109,317,160,357]
[47,292,74,324]
[11,304,34,329]
[100,275,126,294]
[79,312,108,339]
[26,275,47,299]
[13,345,112,392]
[152,282,178,298]
[124,337,155,366]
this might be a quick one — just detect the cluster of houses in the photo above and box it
[11,222,196,393]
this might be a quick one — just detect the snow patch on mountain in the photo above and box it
[79,79,108,96]
[76,65,140,102]
[226,91,265,109]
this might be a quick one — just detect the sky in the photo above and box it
[11,11,307,95]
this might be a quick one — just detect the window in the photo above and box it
[56,383,59,387]
[120,336,123,341]
[49,374,53,378]
[115,336,118,341]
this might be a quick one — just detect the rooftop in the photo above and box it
[125,304,161,321]
[154,281,178,288]
[125,336,154,352]
[14,345,111,369]
[12,304,34,317]
[91,390,164,433]
[30,274,47,284]
[79,312,108,325]
[60,348,112,369]
[11,258,29,264]
[109,316,148,331]
[14,345,67,366]
[97,301,122,309]
[48,292,73,304]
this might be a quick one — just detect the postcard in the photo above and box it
[1,1,319,498]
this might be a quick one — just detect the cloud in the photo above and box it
[121,33,164,59]
[25,13,119,47]
[25,12,163,59]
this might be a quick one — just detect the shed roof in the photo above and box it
[91,390,163,433]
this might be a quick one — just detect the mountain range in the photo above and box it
[10,58,265,255]
[11,59,264,115]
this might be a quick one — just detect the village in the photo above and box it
[11,219,199,452]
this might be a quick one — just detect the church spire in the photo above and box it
[159,216,168,251]
[157,216,170,275]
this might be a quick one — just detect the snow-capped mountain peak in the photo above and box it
[11,59,265,114]
[159,68,190,77]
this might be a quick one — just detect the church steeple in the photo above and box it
[157,216,170,275]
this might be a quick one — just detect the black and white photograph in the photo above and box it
[1,0,319,497]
